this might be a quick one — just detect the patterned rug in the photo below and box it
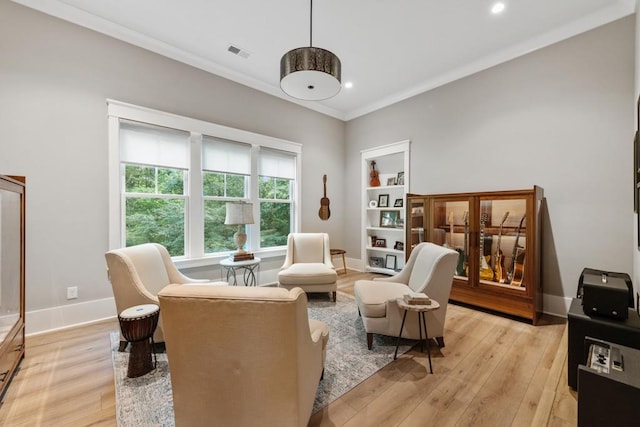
[112,292,412,426]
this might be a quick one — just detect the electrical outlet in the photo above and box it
[67,286,78,300]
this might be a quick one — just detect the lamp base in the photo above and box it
[233,227,247,254]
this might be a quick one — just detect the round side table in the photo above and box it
[119,304,160,378]
[394,297,441,373]
[220,257,261,286]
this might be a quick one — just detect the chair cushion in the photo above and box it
[278,263,337,285]
[354,280,410,318]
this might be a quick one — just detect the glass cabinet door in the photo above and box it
[430,199,470,280]
[408,198,425,252]
[478,197,527,289]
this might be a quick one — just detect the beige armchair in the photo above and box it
[354,242,458,349]
[105,243,226,349]
[278,233,338,301]
[158,284,329,427]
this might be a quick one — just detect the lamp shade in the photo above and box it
[224,202,254,225]
[280,47,341,100]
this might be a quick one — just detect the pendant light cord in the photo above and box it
[310,0,313,47]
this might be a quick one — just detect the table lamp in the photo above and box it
[224,202,254,254]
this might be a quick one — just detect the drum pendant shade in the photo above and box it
[280,0,341,101]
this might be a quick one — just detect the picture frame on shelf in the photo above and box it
[397,171,405,186]
[370,235,377,246]
[380,210,399,228]
[394,241,404,251]
[394,198,403,207]
[387,177,396,186]
[373,237,387,247]
[385,254,397,270]
[378,194,389,207]
[370,256,384,267]
[395,218,404,228]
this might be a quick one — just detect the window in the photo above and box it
[108,100,301,264]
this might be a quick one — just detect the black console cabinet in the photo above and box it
[567,298,640,390]
[578,340,640,426]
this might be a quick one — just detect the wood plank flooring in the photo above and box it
[0,271,577,426]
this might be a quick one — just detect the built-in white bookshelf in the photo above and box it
[361,140,410,274]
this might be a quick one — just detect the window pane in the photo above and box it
[125,165,155,193]
[157,168,185,195]
[226,174,246,198]
[260,202,290,247]
[204,200,237,253]
[259,176,275,199]
[125,197,185,256]
[203,172,224,196]
[125,165,184,195]
[275,179,291,200]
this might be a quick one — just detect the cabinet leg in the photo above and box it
[436,336,445,348]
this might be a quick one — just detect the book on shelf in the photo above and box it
[231,252,254,261]
[403,292,431,305]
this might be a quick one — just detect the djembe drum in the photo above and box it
[118,304,160,378]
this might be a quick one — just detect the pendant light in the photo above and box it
[280,0,341,100]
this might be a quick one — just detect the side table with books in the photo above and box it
[394,294,441,373]
[220,254,261,286]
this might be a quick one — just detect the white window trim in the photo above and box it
[107,99,302,266]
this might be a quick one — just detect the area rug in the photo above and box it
[112,292,412,426]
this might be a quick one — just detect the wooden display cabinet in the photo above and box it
[0,175,25,400]
[406,186,543,324]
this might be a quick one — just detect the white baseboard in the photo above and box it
[543,293,572,318]
[26,297,117,336]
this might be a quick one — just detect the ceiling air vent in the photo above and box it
[227,44,250,59]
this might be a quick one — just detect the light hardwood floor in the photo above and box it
[0,271,577,426]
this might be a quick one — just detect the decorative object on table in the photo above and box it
[319,174,331,220]
[231,252,254,262]
[378,194,389,207]
[397,171,405,186]
[385,254,396,270]
[394,198,403,207]
[394,241,404,251]
[224,202,254,254]
[386,177,396,186]
[369,256,384,267]
[369,160,381,187]
[280,0,341,101]
[373,237,386,247]
[118,304,160,378]
[380,210,398,227]
[368,200,378,208]
[403,293,431,305]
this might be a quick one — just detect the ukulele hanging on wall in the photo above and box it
[318,174,331,220]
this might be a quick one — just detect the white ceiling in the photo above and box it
[13,0,635,120]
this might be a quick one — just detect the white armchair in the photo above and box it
[105,243,226,349]
[354,242,458,349]
[278,233,338,301]
[158,284,329,427]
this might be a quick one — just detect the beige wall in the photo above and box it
[345,16,635,312]
[0,1,345,314]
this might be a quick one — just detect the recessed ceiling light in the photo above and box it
[344,82,353,89]
[491,2,505,14]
